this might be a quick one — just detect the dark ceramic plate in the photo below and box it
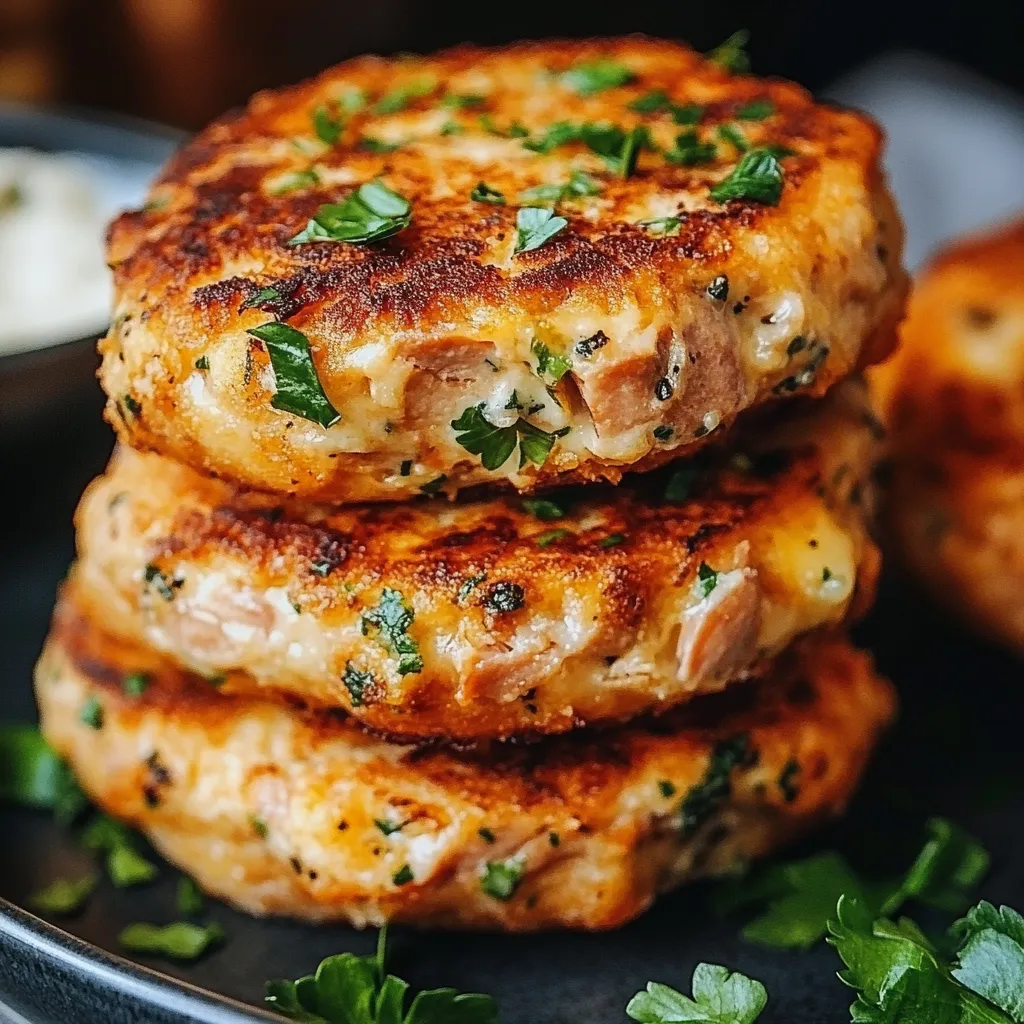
[2,417,1024,1024]
[0,105,180,445]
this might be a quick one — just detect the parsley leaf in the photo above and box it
[289,181,412,245]
[481,858,525,901]
[521,498,566,520]
[626,963,767,1023]
[581,123,648,177]
[265,926,499,1023]
[717,123,749,152]
[629,89,671,113]
[519,169,602,208]
[736,99,775,120]
[665,129,717,166]
[951,902,1024,1020]
[479,114,530,138]
[79,696,103,730]
[560,59,635,95]
[665,466,698,502]
[707,30,751,74]
[638,216,682,236]
[358,136,402,154]
[514,206,568,253]
[531,339,572,383]
[372,77,436,114]
[696,562,719,598]
[470,182,505,204]
[0,724,83,818]
[247,322,341,429]
[119,921,224,962]
[536,528,571,547]
[442,93,486,109]
[29,873,97,916]
[680,735,751,836]
[108,843,159,888]
[177,876,205,917]
[361,588,423,675]
[312,104,344,144]
[451,405,569,470]
[124,671,152,698]
[710,148,785,206]
[271,168,321,195]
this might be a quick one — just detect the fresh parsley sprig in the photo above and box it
[266,927,499,1024]
[0,724,85,822]
[451,405,569,470]
[560,59,635,95]
[706,30,751,74]
[289,181,412,245]
[627,963,767,1024]
[710,148,785,206]
[361,589,423,675]
[514,207,568,253]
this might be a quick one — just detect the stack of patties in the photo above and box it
[36,38,906,931]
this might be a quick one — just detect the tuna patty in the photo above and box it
[36,604,894,931]
[73,380,881,740]
[100,37,904,503]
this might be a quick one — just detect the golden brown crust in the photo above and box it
[72,380,881,739]
[875,218,1024,651]
[36,602,895,930]
[100,36,905,502]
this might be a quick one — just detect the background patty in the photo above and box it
[100,37,904,502]
[876,218,1024,650]
[36,605,895,931]
[73,380,881,740]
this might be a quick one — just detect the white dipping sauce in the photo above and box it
[0,149,111,356]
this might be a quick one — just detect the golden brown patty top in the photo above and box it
[101,37,904,502]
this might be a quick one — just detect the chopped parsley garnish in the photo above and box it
[531,339,572,383]
[672,103,706,125]
[520,169,603,208]
[518,183,566,207]
[483,581,526,614]
[122,672,150,698]
[0,725,84,820]
[119,921,224,961]
[481,857,525,901]
[108,842,159,888]
[521,498,566,520]
[79,697,103,730]
[372,77,435,114]
[392,864,414,886]
[653,425,674,442]
[144,563,179,601]
[442,92,486,109]
[177,876,205,917]
[451,404,569,470]
[470,181,506,204]
[736,99,775,120]
[478,827,496,843]
[288,181,412,245]
[123,394,142,417]
[710,148,785,206]
[665,129,717,165]
[514,206,568,253]
[629,89,671,113]
[680,734,751,836]
[599,534,626,548]
[342,663,374,706]
[627,963,767,1024]
[665,466,698,502]
[239,285,285,312]
[246,322,340,428]
[717,123,749,152]
[419,475,447,496]
[311,104,343,144]
[707,30,751,73]
[583,123,648,177]
[523,120,585,154]
[696,562,719,598]
[375,817,403,836]
[361,589,423,675]
[479,114,529,138]
[536,528,571,547]
[358,136,402,154]
[265,926,498,1023]
[28,874,97,916]
[658,780,677,798]
[560,59,635,95]
[194,356,210,370]
[457,573,487,603]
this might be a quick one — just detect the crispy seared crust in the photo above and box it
[101,36,904,502]
[73,380,881,740]
[876,218,1024,650]
[36,603,895,931]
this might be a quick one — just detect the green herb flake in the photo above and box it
[478,827,496,843]
[358,135,402,154]
[658,780,676,798]
[246,322,340,429]
[638,216,683,236]
[119,921,224,962]
[392,864,414,886]
[707,30,752,74]
[122,394,142,418]
[442,93,486,109]
[144,563,178,601]
[288,181,412,246]
[372,77,436,114]
[536,528,571,548]
[481,857,525,901]
[361,589,423,675]
[0,725,82,817]
[270,168,321,195]
[560,59,635,95]
[514,206,568,254]
[194,356,210,371]
[653,425,674,442]
[343,662,376,707]
[717,122,749,152]
[108,843,159,888]
[122,672,150,698]
[707,274,730,301]
[531,339,572,383]
[629,89,671,113]
[264,925,498,1023]
[250,815,269,839]
[28,874,97,916]
[710,148,785,206]
[176,876,205,917]
[470,181,506,204]
[312,104,343,144]
[480,114,529,138]
[79,697,103,731]
[457,573,487,603]
[627,963,767,1024]
[451,405,568,471]
[439,120,464,136]
[584,123,648,178]
[736,99,775,120]
[419,474,447,496]
[665,129,717,166]
[521,498,566,520]
[665,466,698,503]
[375,817,403,836]
[672,103,706,125]
[599,534,626,548]
[680,734,751,836]
[696,562,719,598]
[239,285,284,312]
